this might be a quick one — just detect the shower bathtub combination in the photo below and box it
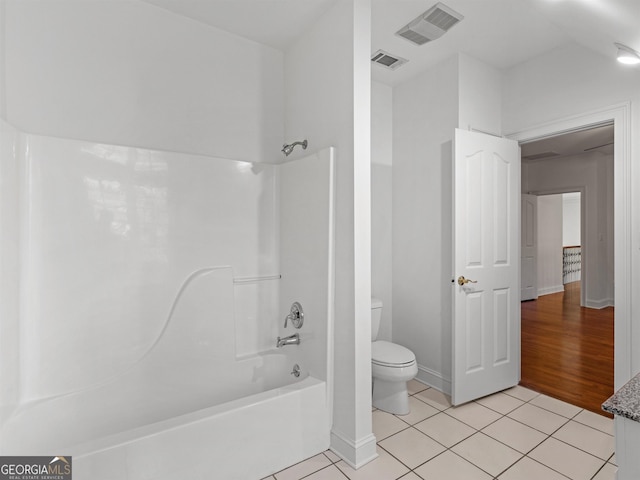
[0,125,336,480]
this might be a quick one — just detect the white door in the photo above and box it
[452,129,521,406]
[521,194,538,301]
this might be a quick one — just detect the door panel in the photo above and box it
[494,155,511,264]
[453,129,521,406]
[465,151,483,265]
[465,291,484,372]
[493,288,510,365]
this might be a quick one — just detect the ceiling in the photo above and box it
[142,0,339,51]
[521,124,614,163]
[142,0,640,86]
[371,0,640,85]
[140,0,632,159]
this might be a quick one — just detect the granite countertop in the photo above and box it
[602,372,640,421]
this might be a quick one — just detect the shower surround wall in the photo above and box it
[16,132,281,402]
[0,120,20,419]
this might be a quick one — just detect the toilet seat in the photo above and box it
[372,340,416,368]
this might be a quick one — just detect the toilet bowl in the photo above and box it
[371,298,417,415]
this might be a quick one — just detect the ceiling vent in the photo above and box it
[396,2,464,46]
[584,142,614,152]
[371,50,408,70]
[522,151,560,161]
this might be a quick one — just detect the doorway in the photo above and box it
[521,187,611,415]
[521,123,614,310]
[510,106,627,413]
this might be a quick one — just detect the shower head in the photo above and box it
[282,139,308,156]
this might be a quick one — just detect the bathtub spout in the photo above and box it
[276,333,300,348]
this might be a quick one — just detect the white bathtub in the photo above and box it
[1,351,330,480]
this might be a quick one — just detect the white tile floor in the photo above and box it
[263,381,616,480]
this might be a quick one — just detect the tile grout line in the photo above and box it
[271,450,339,480]
[394,392,520,479]
[375,439,417,476]
[589,461,611,480]
[506,454,574,480]
[549,435,614,464]
[486,408,614,466]
[407,387,530,477]
[386,389,491,478]
[448,445,504,479]
[568,415,616,437]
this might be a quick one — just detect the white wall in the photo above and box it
[458,54,503,136]
[393,55,458,392]
[284,0,375,467]
[536,195,564,296]
[503,43,640,134]
[392,53,502,393]
[371,81,392,341]
[0,2,6,120]
[563,192,581,247]
[523,153,613,307]
[372,82,393,168]
[2,0,284,163]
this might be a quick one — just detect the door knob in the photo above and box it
[457,276,478,286]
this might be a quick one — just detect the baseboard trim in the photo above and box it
[416,364,451,396]
[329,430,378,469]
[586,298,614,309]
[538,285,565,296]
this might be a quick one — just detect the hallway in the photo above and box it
[520,282,614,416]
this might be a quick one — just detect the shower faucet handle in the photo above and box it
[284,302,304,329]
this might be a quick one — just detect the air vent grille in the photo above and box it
[396,2,464,46]
[584,142,614,152]
[371,50,408,70]
[397,30,431,45]
[522,151,559,161]
[425,7,461,31]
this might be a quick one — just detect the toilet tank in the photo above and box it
[371,297,383,341]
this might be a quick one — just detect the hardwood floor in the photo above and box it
[520,282,614,416]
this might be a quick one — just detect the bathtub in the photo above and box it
[1,351,330,480]
[1,268,331,479]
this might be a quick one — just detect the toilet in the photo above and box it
[371,298,418,415]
